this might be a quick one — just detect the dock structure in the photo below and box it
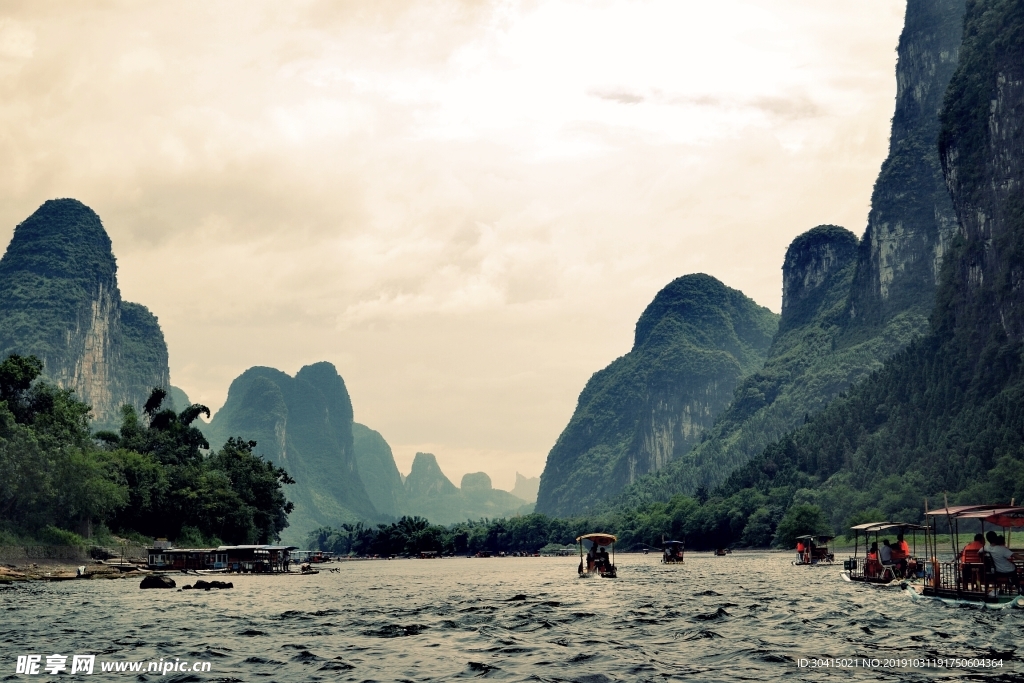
[147,544,298,573]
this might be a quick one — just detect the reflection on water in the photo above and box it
[1,552,1021,681]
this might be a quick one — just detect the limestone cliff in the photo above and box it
[202,362,379,543]
[404,453,458,498]
[510,473,540,503]
[711,0,1024,533]
[845,0,965,332]
[0,199,170,427]
[535,274,778,517]
[938,0,1024,342]
[352,423,404,518]
[615,0,970,508]
[401,453,530,524]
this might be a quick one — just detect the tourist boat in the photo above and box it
[841,522,926,585]
[713,548,731,556]
[903,504,1024,608]
[792,534,834,565]
[661,540,685,564]
[577,533,617,578]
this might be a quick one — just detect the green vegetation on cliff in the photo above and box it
[536,273,778,517]
[594,0,1024,547]
[0,199,170,427]
[0,200,116,368]
[610,0,968,508]
[352,423,404,518]
[0,356,292,544]
[201,363,378,543]
[616,225,928,503]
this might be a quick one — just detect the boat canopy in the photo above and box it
[576,533,617,546]
[848,522,926,533]
[662,540,685,546]
[924,504,1004,517]
[795,534,834,542]
[947,506,1024,527]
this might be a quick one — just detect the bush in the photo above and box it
[38,526,86,547]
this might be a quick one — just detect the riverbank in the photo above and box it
[0,559,134,583]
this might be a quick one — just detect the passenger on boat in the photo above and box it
[890,533,909,577]
[586,545,597,573]
[879,539,894,575]
[597,547,611,571]
[986,535,1022,581]
[984,530,999,551]
[865,542,881,578]
[795,540,804,563]
[960,533,985,589]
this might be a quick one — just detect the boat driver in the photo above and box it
[890,533,910,577]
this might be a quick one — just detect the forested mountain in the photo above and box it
[0,199,170,427]
[201,362,379,543]
[614,0,968,506]
[352,423,404,518]
[535,274,778,517]
[623,0,1024,546]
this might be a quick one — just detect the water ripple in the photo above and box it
[1,553,1022,681]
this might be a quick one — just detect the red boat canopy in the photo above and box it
[576,533,616,546]
[954,507,1024,527]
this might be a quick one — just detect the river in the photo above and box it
[2,552,1020,681]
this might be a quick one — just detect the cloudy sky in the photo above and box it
[0,0,905,490]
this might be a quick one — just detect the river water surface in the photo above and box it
[2,552,1022,681]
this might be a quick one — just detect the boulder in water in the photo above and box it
[140,575,176,589]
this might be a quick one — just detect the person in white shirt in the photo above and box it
[987,535,1021,575]
[879,539,893,565]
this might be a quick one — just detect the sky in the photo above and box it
[0,0,906,491]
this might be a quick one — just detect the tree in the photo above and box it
[773,503,829,548]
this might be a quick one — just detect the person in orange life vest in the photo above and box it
[960,533,985,588]
[890,532,911,577]
[795,540,804,563]
[865,541,881,578]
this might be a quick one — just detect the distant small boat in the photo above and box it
[577,533,617,578]
[792,535,834,566]
[661,540,685,564]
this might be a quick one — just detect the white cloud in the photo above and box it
[0,0,906,483]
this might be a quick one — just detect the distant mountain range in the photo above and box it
[3,0,997,552]
[198,363,531,541]
[0,199,532,542]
